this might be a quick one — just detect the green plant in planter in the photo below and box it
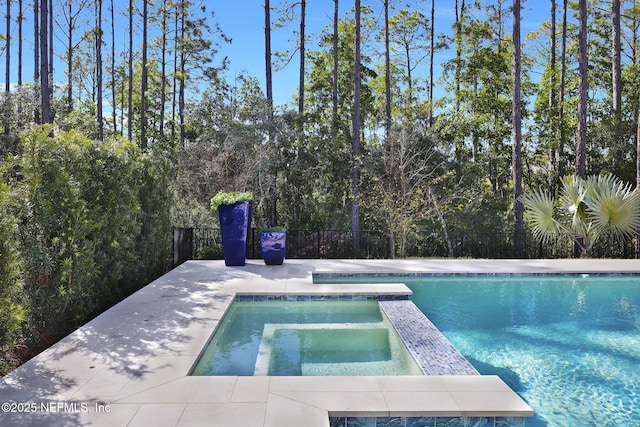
[211,191,253,266]
[210,191,253,212]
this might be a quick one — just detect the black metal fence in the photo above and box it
[173,227,640,265]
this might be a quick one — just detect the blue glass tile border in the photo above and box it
[329,416,526,427]
[379,300,478,375]
[234,294,409,302]
[314,272,640,280]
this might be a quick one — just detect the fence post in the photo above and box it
[173,227,194,266]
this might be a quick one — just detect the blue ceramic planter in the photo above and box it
[260,231,287,265]
[218,201,251,266]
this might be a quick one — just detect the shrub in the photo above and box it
[11,126,171,337]
[0,163,24,373]
[199,245,224,260]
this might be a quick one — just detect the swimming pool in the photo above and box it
[316,273,640,427]
[189,299,423,376]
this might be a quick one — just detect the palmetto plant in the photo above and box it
[520,174,640,257]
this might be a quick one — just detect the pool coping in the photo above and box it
[3,258,638,426]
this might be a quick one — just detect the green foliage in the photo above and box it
[434,1,518,200]
[56,100,100,139]
[175,77,264,226]
[198,245,224,260]
[210,191,253,212]
[135,154,173,284]
[0,163,24,373]
[8,125,171,336]
[521,174,640,257]
[281,9,379,230]
[519,188,557,244]
[362,129,444,257]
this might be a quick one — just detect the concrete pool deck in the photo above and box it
[1,258,639,426]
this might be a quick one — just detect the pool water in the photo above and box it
[317,274,640,426]
[190,300,423,376]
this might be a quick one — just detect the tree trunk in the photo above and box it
[172,4,179,138]
[574,0,588,257]
[5,0,10,93]
[352,0,361,258]
[33,0,40,124]
[454,0,466,172]
[4,0,10,136]
[512,0,524,258]
[265,0,276,226]
[405,41,413,105]
[549,0,557,191]
[611,0,622,173]
[179,2,186,146]
[558,0,568,187]
[576,0,588,179]
[265,0,273,115]
[127,0,133,141]
[40,0,51,124]
[428,0,435,127]
[637,89,640,187]
[332,0,339,138]
[141,0,148,149]
[66,1,73,111]
[18,0,23,87]
[298,0,306,118]
[384,0,391,141]
[48,0,52,81]
[159,0,168,136]
[429,187,453,257]
[612,0,622,125]
[636,0,640,189]
[17,0,23,129]
[111,0,117,134]
[96,0,104,141]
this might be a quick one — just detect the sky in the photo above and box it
[212,1,547,107]
[1,1,548,108]
[213,1,456,106]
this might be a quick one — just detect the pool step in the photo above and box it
[255,322,387,376]
[254,318,425,376]
[300,360,406,376]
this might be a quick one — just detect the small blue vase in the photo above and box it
[260,231,287,265]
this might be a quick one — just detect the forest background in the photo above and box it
[0,0,639,373]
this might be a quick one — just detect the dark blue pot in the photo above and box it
[260,231,286,265]
[218,201,251,266]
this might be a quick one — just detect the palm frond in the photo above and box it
[585,174,640,238]
[520,189,559,243]
[523,174,640,257]
[559,175,588,228]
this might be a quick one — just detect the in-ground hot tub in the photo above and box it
[189,298,423,376]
